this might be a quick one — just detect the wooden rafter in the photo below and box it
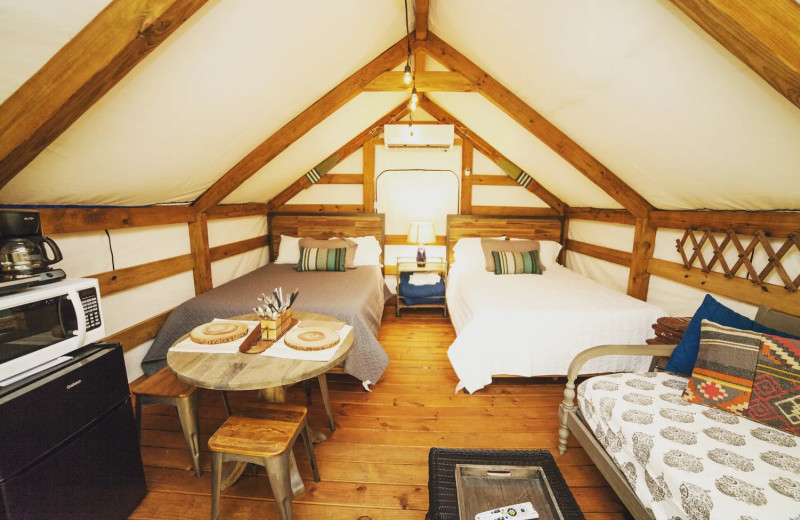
[0,0,209,190]
[418,33,652,218]
[267,101,410,210]
[668,0,800,110]
[193,36,410,212]
[363,71,473,92]
[419,95,568,215]
[415,0,430,40]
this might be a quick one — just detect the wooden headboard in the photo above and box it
[268,213,385,262]
[446,214,564,264]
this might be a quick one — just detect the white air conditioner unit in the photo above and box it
[383,124,455,150]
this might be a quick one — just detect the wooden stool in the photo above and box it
[131,366,231,478]
[208,403,320,520]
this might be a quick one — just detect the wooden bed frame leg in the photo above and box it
[558,378,576,454]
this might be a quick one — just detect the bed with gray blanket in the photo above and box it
[141,263,391,384]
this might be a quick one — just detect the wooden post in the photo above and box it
[363,139,376,212]
[188,213,212,294]
[627,218,656,301]
[461,140,473,214]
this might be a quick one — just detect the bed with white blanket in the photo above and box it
[445,215,666,393]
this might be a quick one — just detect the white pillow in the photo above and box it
[274,235,301,264]
[496,237,563,268]
[345,236,383,266]
[453,237,504,269]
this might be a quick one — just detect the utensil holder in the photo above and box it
[261,309,293,341]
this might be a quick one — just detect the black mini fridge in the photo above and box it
[0,343,147,520]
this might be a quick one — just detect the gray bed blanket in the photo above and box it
[141,264,391,384]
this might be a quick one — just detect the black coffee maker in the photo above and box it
[0,210,66,292]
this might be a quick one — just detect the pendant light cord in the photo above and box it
[404,0,411,60]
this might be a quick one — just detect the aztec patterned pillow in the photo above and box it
[746,334,800,436]
[490,250,542,275]
[682,320,761,415]
[296,246,347,272]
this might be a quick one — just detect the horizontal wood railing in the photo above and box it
[105,308,174,353]
[565,239,631,267]
[471,206,561,217]
[650,210,799,235]
[567,208,635,225]
[647,258,799,315]
[209,235,269,262]
[37,206,197,234]
[277,204,365,213]
[90,254,195,297]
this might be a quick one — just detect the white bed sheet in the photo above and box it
[446,263,666,393]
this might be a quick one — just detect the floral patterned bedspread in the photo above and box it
[577,371,800,520]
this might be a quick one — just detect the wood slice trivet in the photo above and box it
[190,321,248,344]
[284,327,339,351]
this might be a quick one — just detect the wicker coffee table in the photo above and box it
[426,448,585,520]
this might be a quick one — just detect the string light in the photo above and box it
[411,86,419,104]
[403,64,412,85]
[403,0,412,85]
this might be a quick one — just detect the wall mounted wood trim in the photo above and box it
[650,210,800,236]
[315,174,364,185]
[277,204,365,214]
[363,138,376,212]
[207,203,269,220]
[0,0,209,190]
[105,308,174,353]
[648,258,799,315]
[567,208,636,225]
[471,175,518,186]
[193,37,409,212]
[363,71,472,92]
[188,213,212,294]
[566,239,631,267]
[89,254,194,297]
[627,218,656,301]
[209,235,269,262]
[29,206,197,234]
[471,206,560,217]
[461,140,473,214]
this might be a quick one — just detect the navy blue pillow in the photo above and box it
[665,294,800,376]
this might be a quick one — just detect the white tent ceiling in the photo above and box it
[0,0,798,210]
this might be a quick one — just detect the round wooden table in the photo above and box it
[167,311,354,496]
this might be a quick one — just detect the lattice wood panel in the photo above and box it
[677,229,800,292]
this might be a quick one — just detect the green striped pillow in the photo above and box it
[491,250,542,275]
[297,246,347,272]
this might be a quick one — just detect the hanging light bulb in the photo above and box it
[409,98,417,111]
[411,87,419,104]
[403,64,412,85]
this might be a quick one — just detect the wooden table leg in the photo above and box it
[257,385,306,497]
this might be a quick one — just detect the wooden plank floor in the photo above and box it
[130,305,629,519]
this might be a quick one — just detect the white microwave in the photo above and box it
[0,278,105,384]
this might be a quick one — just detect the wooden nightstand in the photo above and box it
[395,257,448,317]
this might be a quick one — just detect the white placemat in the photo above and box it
[170,319,260,354]
[262,321,353,362]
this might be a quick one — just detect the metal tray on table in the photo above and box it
[455,464,565,520]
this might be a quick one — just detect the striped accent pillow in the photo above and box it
[681,320,761,415]
[491,250,542,275]
[296,247,346,272]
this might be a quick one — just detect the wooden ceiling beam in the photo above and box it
[193,36,410,213]
[363,71,473,92]
[0,0,209,190]
[267,101,410,210]
[419,95,568,215]
[668,0,800,110]
[415,0,430,41]
[418,33,653,218]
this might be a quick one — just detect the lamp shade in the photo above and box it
[407,221,436,244]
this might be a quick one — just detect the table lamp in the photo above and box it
[407,221,436,267]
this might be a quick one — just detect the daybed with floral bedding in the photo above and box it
[558,302,800,520]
